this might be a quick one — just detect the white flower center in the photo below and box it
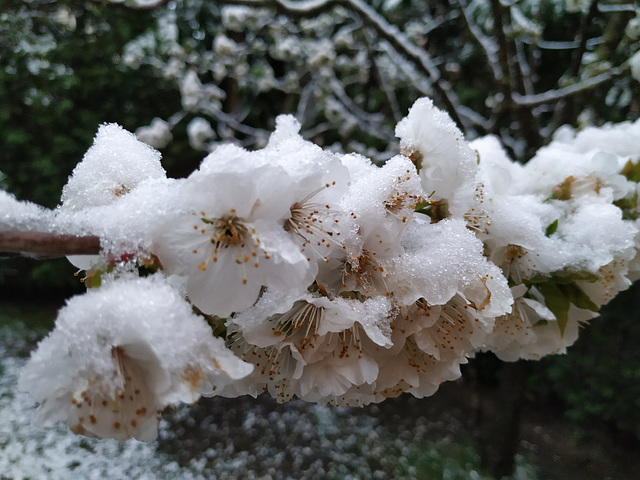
[201,213,249,248]
[285,185,341,258]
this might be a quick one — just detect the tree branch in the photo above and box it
[598,3,637,13]
[218,0,336,17]
[115,0,171,11]
[373,53,402,125]
[489,0,514,106]
[566,0,600,80]
[219,0,470,130]
[512,63,629,107]
[457,0,502,82]
[0,231,101,259]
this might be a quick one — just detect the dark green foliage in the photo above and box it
[0,1,184,292]
[534,282,640,440]
[0,1,180,209]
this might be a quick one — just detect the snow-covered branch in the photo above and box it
[513,63,630,107]
[5,97,640,443]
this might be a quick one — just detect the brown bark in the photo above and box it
[0,231,101,259]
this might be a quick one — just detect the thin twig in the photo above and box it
[515,40,534,96]
[457,0,502,82]
[489,0,514,106]
[512,63,629,107]
[566,0,600,80]
[526,38,603,50]
[219,0,336,17]
[296,83,315,123]
[118,0,171,10]
[346,0,468,129]
[372,53,402,125]
[329,76,386,125]
[0,231,101,259]
[207,107,271,139]
[598,3,637,13]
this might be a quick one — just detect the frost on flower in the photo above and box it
[471,129,639,361]
[151,148,311,317]
[10,94,640,437]
[53,124,178,269]
[394,218,513,319]
[214,124,515,406]
[18,275,252,442]
[61,123,165,211]
[224,289,394,405]
[395,97,479,217]
[317,154,425,298]
[152,116,349,316]
[550,116,640,161]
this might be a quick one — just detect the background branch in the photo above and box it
[513,63,629,107]
[220,0,469,130]
[566,0,600,80]
[457,0,501,82]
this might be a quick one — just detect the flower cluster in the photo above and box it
[17,275,252,442]
[12,97,640,440]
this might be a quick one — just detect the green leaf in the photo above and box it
[88,270,102,288]
[545,219,559,237]
[415,199,449,222]
[565,284,599,312]
[548,176,574,201]
[537,282,570,336]
[526,268,599,287]
[531,278,599,336]
[614,192,639,221]
[551,269,600,284]
[414,200,430,212]
[621,159,640,183]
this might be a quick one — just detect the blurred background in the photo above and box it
[1,1,639,478]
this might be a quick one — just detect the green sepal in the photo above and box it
[415,198,449,222]
[565,284,599,313]
[552,269,600,284]
[532,282,599,336]
[614,191,639,221]
[621,159,640,183]
[545,219,559,237]
[525,267,600,336]
[415,200,431,212]
[526,268,599,287]
[537,282,570,336]
[193,305,227,338]
[88,270,102,288]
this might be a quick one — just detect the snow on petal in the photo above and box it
[0,189,54,232]
[395,97,479,216]
[61,123,166,210]
[18,275,252,442]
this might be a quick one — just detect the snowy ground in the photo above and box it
[0,315,506,480]
[2,304,639,480]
